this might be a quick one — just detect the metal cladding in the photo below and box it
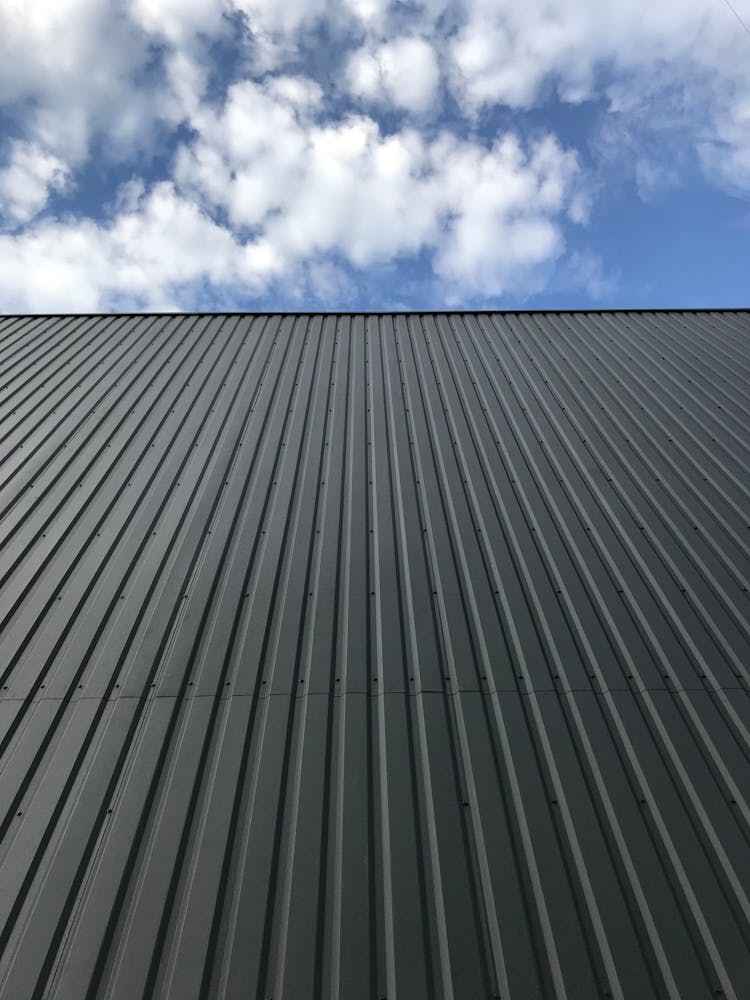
[0,309,749,1000]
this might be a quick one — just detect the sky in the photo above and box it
[0,0,748,312]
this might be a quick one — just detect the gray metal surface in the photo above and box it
[0,309,748,999]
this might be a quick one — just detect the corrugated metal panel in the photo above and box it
[0,309,748,999]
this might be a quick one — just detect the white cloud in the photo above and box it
[565,250,617,301]
[700,95,750,194]
[445,0,750,193]
[0,142,70,226]
[448,0,730,111]
[128,0,227,44]
[235,0,327,32]
[0,0,150,164]
[430,133,580,293]
[347,36,440,113]
[342,0,390,27]
[0,182,253,312]
[161,51,210,122]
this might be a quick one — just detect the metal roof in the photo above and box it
[0,310,749,999]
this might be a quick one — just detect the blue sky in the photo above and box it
[0,0,748,312]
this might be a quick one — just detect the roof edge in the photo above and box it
[1,307,749,319]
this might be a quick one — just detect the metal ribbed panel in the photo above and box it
[0,310,748,999]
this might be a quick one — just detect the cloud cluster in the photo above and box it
[0,0,748,310]
[0,75,583,310]
[444,0,750,198]
[449,0,709,108]
[180,76,583,285]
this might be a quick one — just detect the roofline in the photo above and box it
[1,307,749,319]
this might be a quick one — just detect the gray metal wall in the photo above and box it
[0,310,748,999]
